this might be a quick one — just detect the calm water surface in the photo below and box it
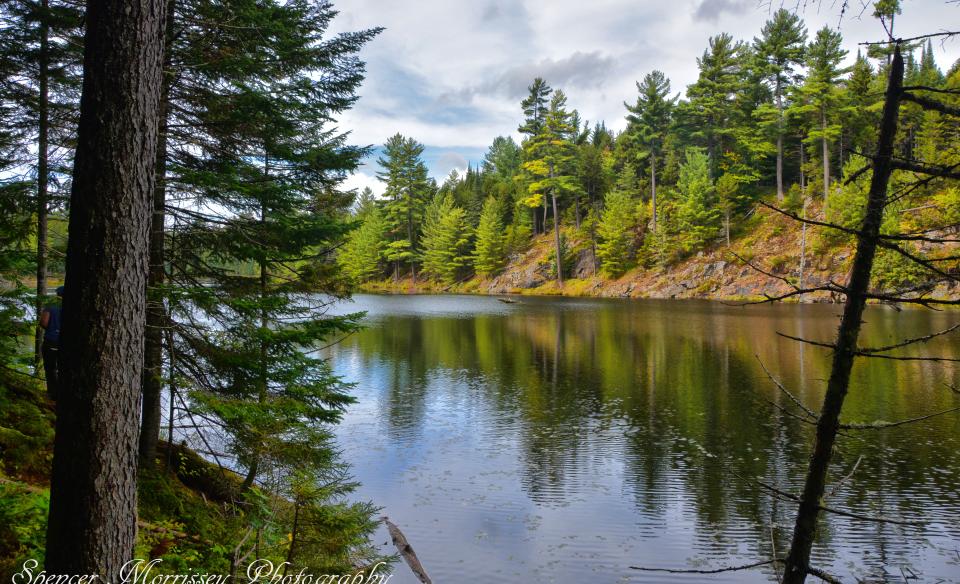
[327,294,960,583]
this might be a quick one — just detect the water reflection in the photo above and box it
[329,295,960,583]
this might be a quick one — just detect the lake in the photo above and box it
[327,294,960,583]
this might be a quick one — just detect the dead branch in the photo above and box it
[889,156,960,179]
[827,456,863,498]
[840,406,960,430]
[756,355,818,419]
[630,559,779,574]
[900,92,960,118]
[777,332,837,351]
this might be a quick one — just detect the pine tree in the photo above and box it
[596,188,636,277]
[165,0,380,491]
[420,192,470,284]
[676,147,719,252]
[340,205,387,284]
[473,195,506,277]
[792,26,848,201]
[753,9,806,201]
[377,133,431,282]
[521,90,582,286]
[0,0,82,363]
[844,51,878,158]
[44,0,167,576]
[483,136,521,182]
[518,77,553,234]
[625,70,676,232]
[518,77,553,137]
[684,33,745,177]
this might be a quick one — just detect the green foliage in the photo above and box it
[420,193,471,284]
[473,196,507,277]
[596,189,637,277]
[676,148,720,251]
[169,0,377,488]
[340,206,387,284]
[378,133,433,277]
[0,482,48,578]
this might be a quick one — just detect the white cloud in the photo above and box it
[333,0,960,176]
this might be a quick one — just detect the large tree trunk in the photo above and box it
[34,0,50,366]
[781,46,903,584]
[139,0,176,469]
[45,0,167,579]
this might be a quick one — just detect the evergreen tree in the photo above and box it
[473,195,506,277]
[753,9,806,201]
[684,33,745,177]
[843,51,878,158]
[483,136,521,182]
[340,205,387,284]
[0,0,82,363]
[377,133,431,281]
[625,70,676,232]
[167,0,380,491]
[676,147,719,252]
[44,0,167,576]
[596,187,636,277]
[521,90,581,286]
[420,192,470,284]
[518,77,553,137]
[792,26,848,201]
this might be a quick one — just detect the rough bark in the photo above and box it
[34,0,50,366]
[44,0,167,579]
[139,0,176,469]
[781,46,903,584]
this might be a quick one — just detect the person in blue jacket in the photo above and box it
[39,286,64,399]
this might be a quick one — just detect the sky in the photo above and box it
[330,0,960,196]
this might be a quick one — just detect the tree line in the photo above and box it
[341,5,956,292]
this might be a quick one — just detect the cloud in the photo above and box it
[450,51,617,102]
[434,152,469,177]
[330,0,960,180]
[692,0,751,23]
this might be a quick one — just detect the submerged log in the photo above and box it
[382,516,431,584]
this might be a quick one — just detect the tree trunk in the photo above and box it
[407,209,416,284]
[776,82,784,202]
[650,152,657,234]
[139,0,176,469]
[551,190,563,287]
[45,0,167,579]
[821,108,830,202]
[781,46,903,584]
[34,0,50,366]
[542,194,548,237]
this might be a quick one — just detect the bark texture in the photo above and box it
[45,0,168,579]
[781,46,903,584]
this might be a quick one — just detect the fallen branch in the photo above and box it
[382,516,432,584]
